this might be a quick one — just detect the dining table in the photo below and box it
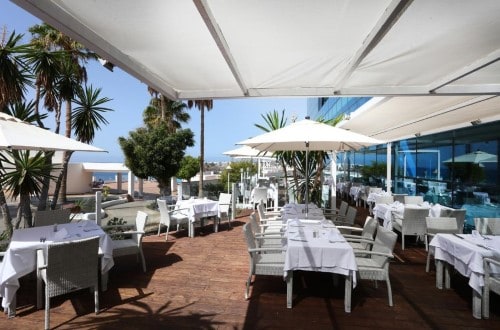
[175,198,220,237]
[373,201,430,230]
[280,203,326,222]
[283,218,357,312]
[0,221,114,317]
[429,233,500,319]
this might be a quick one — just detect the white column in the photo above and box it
[171,176,177,193]
[330,151,337,209]
[386,142,392,193]
[128,171,135,196]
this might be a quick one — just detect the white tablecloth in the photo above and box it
[280,203,325,222]
[284,219,357,282]
[283,219,357,312]
[373,202,430,230]
[0,221,114,313]
[430,233,500,295]
[176,199,220,237]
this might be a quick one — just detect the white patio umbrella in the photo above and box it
[0,112,105,152]
[443,150,497,164]
[223,145,273,158]
[237,118,383,214]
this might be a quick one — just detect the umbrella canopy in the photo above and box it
[223,145,273,158]
[444,150,497,164]
[237,118,383,211]
[0,113,105,152]
[238,119,383,152]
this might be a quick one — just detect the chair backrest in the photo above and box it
[249,212,260,235]
[402,207,429,235]
[439,208,466,233]
[133,211,148,246]
[44,236,99,298]
[219,193,232,213]
[33,209,71,227]
[344,206,357,226]
[369,187,383,194]
[404,195,424,205]
[243,223,257,251]
[371,226,397,265]
[338,201,348,217]
[393,194,407,204]
[425,217,459,235]
[375,195,394,205]
[361,216,378,239]
[474,218,500,235]
[157,198,171,226]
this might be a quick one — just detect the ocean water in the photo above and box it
[92,172,129,183]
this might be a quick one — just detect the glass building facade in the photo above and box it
[308,97,500,230]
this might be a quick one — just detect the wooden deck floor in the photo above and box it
[2,202,500,329]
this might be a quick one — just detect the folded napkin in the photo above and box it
[328,230,345,243]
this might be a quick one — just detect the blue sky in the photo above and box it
[1,1,307,163]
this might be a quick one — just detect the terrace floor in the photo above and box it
[2,200,500,329]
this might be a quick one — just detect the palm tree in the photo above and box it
[0,30,31,109]
[0,30,32,236]
[0,150,54,232]
[143,96,190,132]
[187,99,213,198]
[71,85,113,143]
[254,110,291,201]
[49,84,113,210]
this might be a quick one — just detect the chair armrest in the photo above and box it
[344,237,374,244]
[355,250,394,258]
[484,257,500,276]
[336,226,363,232]
[248,247,285,253]
[343,233,373,239]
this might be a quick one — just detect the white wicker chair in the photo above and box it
[354,225,398,306]
[109,211,148,272]
[474,218,500,235]
[257,201,282,226]
[324,200,348,221]
[217,192,232,229]
[439,208,466,233]
[157,198,189,240]
[36,236,100,330]
[333,205,357,227]
[404,195,424,205]
[424,217,459,272]
[33,209,71,227]
[483,257,500,319]
[340,216,378,250]
[248,212,283,248]
[242,223,285,300]
[392,207,429,250]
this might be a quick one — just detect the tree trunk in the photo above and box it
[198,107,205,198]
[0,188,13,239]
[59,99,72,204]
[37,151,54,211]
[52,151,73,209]
[20,194,33,228]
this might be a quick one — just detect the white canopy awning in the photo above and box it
[12,0,500,141]
[13,0,500,100]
